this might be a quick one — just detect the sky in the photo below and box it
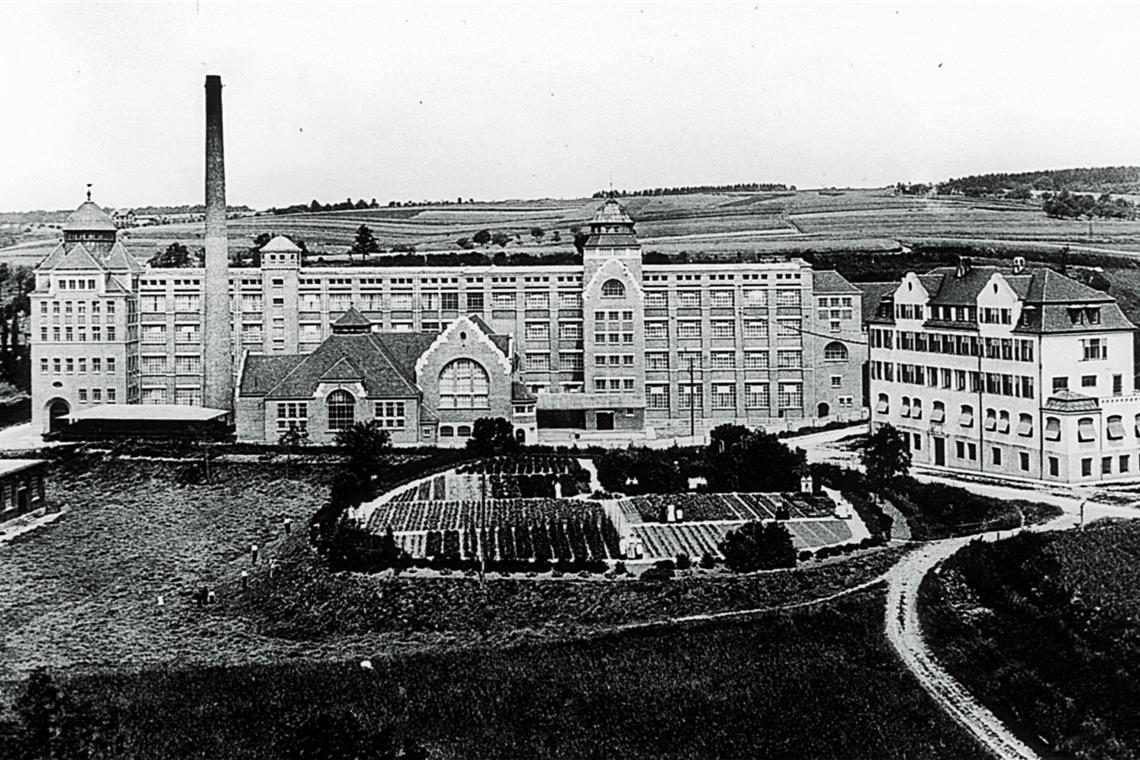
[3,1,1140,211]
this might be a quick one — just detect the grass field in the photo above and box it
[38,589,985,760]
[920,522,1140,759]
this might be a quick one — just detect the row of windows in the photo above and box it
[40,326,118,342]
[870,328,1036,362]
[275,398,407,433]
[645,382,802,410]
[39,300,118,317]
[641,288,798,309]
[141,325,199,343]
[39,357,116,374]
[75,388,118,403]
[644,319,799,342]
[141,388,202,406]
[140,356,201,375]
[871,361,1035,399]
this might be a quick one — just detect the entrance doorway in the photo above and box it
[933,437,945,466]
[47,399,70,434]
[596,411,614,431]
[817,402,830,418]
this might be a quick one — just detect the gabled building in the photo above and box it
[30,194,143,433]
[868,257,1140,483]
[236,307,535,446]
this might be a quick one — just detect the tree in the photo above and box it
[572,230,590,254]
[859,423,912,485]
[455,236,474,250]
[719,521,797,572]
[349,224,380,262]
[529,226,545,241]
[491,231,511,248]
[473,229,492,246]
[467,417,518,455]
[704,426,805,493]
[147,241,197,268]
[11,669,94,760]
[334,421,391,503]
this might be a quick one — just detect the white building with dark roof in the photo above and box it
[868,257,1140,483]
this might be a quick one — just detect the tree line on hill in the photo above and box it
[937,166,1140,196]
[593,182,791,198]
[265,197,480,215]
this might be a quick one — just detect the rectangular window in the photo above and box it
[1020,451,1030,471]
[105,357,114,373]
[92,357,102,373]
[142,356,167,374]
[712,384,735,409]
[677,321,701,339]
[743,321,768,340]
[142,325,165,344]
[647,385,669,410]
[1121,455,1130,473]
[492,292,516,310]
[744,351,769,370]
[777,350,801,368]
[711,321,735,339]
[175,388,202,406]
[1081,374,1097,388]
[559,353,583,371]
[559,322,582,341]
[1082,458,1092,477]
[107,388,116,402]
[1049,456,1059,477]
[678,384,702,410]
[525,322,550,342]
[743,288,767,307]
[1052,376,1068,392]
[745,383,769,408]
[174,295,200,312]
[776,289,800,307]
[525,292,549,310]
[646,352,669,370]
[78,388,87,402]
[778,382,802,408]
[992,447,1002,466]
[526,353,550,372]
[175,325,199,343]
[677,291,701,308]
[465,292,485,312]
[710,351,735,369]
[710,290,734,308]
[175,355,201,375]
[374,401,406,429]
[441,292,459,311]
[1103,456,1112,475]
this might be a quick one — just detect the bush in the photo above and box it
[720,521,797,573]
[675,553,691,571]
[699,552,717,569]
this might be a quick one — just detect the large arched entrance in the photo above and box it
[46,399,71,434]
[817,401,830,418]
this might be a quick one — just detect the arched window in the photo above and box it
[457,425,472,437]
[601,279,625,298]
[439,359,489,409]
[1045,416,1061,441]
[823,341,848,361]
[326,390,355,431]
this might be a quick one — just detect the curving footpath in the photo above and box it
[886,534,1041,760]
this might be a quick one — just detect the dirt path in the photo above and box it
[885,535,1041,760]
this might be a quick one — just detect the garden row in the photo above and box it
[628,492,835,523]
[364,498,609,533]
[419,517,621,563]
[457,455,586,476]
[633,518,854,560]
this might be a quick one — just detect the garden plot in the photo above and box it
[632,518,854,560]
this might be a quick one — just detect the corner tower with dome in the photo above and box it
[30,192,143,433]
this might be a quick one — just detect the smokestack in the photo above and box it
[203,74,233,411]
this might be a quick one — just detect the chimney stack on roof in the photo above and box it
[955,256,972,279]
[203,74,233,411]
[1012,256,1026,274]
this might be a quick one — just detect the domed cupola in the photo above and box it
[62,185,118,257]
[585,197,638,248]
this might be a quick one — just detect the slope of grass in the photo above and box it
[51,589,983,760]
[920,522,1140,759]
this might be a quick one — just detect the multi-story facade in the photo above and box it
[32,196,866,443]
[868,258,1140,483]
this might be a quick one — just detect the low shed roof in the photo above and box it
[67,404,229,422]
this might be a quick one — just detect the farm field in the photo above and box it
[13,186,1140,266]
[920,521,1140,758]
[43,589,984,760]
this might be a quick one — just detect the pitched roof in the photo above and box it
[38,243,67,270]
[512,381,536,403]
[261,333,421,400]
[591,198,634,226]
[103,242,144,272]
[53,243,105,271]
[332,306,371,330]
[1025,268,1114,304]
[239,355,306,395]
[377,331,439,378]
[1043,390,1100,413]
[63,201,117,233]
[261,235,300,253]
[854,281,896,324]
[468,315,510,356]
[1014,302,1135,334]
[812,270,860,294]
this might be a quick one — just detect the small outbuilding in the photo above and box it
[0,459,48,524]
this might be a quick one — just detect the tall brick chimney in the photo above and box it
[203,74,233,410]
